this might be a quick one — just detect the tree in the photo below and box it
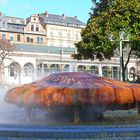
[0,39,16,83]
[73,0,140,81]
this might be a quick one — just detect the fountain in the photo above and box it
[5,72,140,123]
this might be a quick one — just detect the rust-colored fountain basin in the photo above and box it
[5,72,140,122]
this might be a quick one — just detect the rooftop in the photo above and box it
[6,16,25,25]
[0,11,85,29]
[16,44,76,54]
[40,12,85,27]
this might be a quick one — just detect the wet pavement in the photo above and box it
[0,124,140,139]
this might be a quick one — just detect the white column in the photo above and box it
[98,64,102,77]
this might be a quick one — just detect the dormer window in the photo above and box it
[2,21,6,28]
[31,25,34,31]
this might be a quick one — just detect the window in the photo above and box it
[77,65,86,72]
[36,25,39,32]
[63,65,70,72]
[50,64,59,72]
[24,63,33,76]
[37,63,42,76]
[112,67,119,80]
[102,66,109,77]
[40,38,43,43]
[27,37,30,42]
[90,66,99,75]
[31,25,34,31]
[37,37,43,44]
[17,34,20,41]
[44,64,48,74]
[30,38,33,43]
[37,37,39,43]
[27,37,33,43]
[9,63,20,78]
[10,35,14,41]
[10,66,14,77]
[2,34,6,39]
[2,21,6,28]
[129,67,136,81]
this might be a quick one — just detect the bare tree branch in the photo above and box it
[0,39,16,83]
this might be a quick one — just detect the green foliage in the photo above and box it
[73,0,140,62]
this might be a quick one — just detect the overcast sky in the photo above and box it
[0,0,92,23]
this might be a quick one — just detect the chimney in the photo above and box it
[74,16,77,19]
[62,14,65,19]
[45,11,48,17]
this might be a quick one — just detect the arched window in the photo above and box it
[90,66,99,75]
[63,65,70,72]
[77,65,86,72]
[129,67,136,81]
[50,64,59,72]
[102,66,109,77]
[9,63,20,78]
[23,63,34,76]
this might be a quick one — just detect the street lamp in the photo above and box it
[109,31,129,81]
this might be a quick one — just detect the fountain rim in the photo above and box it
[0,124,140,138]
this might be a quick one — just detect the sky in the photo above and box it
[0,0,92,23]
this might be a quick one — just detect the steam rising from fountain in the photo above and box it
[0,86,26,124]
[4,72,140,123]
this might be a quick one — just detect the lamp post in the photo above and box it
[119,31,124,81]
[109,31,129,81]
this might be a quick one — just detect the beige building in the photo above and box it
[0,11,138,85]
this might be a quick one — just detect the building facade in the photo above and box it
[0,11,138,85]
